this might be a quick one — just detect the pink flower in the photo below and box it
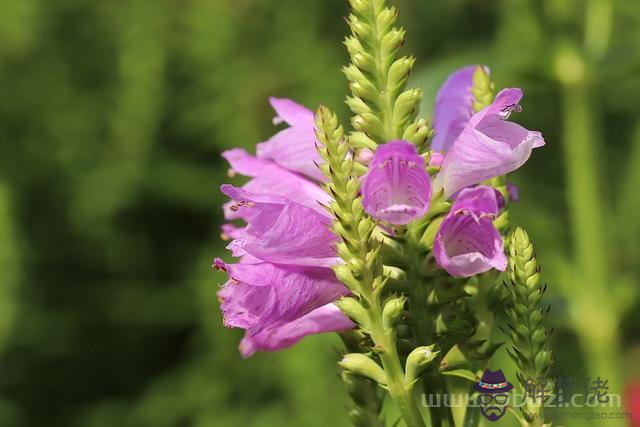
[361,141,432,225]
[239,304,354,358]
[217,98,354,356]
[221,184,340,267]
[434,87,545,197]
[256,97,326,182]
[433,186,507,277]
[215,259,349,336]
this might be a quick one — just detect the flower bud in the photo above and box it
[382,296,406,331]
[346,96,372,116]
[348,0,367,14]
[334,264,360,292]
[336,297,369,329]
[388,56,414,92]
[339,353,387,386]
[405,345,439,385]
[381,27,404,57]
[393,88,423,128]
[376,7,398,33]
[402,118,432,147]
[349,131,377,150]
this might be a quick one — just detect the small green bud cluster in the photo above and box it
[471,65,495,112]
[344,0,430,149]
[505,227,554,424]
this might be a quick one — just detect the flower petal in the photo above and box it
[239,303,354,358]
[362,141,432,225]
[432,65,480,153]
[221,184,340,267]
[435,88,545,197]
[451,185,501,217]
[257,98,325,182]
[269,97,315,127]
[222,149,331,217]
[216,259,349,336]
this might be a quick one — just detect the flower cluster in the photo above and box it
[215,98,354,357]
[216,66,544,356]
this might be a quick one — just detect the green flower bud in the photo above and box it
[388,56,415,92]
[334,264,361,293]
[402,118,432,148]
[348,0,368,14]
[381,28,405,59]
[339,353,388,386]
[393,88,423,130]
[349,132,377,150]
[382,296,406,331]
[346,96,372,116]
[376,7,397,34]
[337,297,370,329]
[405,345,439,385]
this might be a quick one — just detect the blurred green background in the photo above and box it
[1,0,639,426]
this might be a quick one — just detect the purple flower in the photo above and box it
[433,186,507,277]
[434,88,545,197]
[217,100,356,356]
[432,65,478,153]
[238,303,354,358]
[215,259,349,336]
[222,148,330,219]
[362,141,432,225]
[221,184,340,267]
[256,97,325,182]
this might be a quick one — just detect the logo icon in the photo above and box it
[474,369,513,422]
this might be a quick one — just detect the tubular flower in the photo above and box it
[216,98,354,356]
[256,97,326,182]
[221,184,340,267]
[215,259,349,337]
[434,87,545,197]
[433,185,507,277]
[361,140,432,225]
[239,303,354,358]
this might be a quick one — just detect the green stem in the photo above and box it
[401,235,454,427]
[560,69,623,425]
[368,297,426,427]
[584,0,613,61]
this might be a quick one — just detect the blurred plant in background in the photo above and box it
[0,0,638,426]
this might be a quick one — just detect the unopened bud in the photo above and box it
[405,345,439,385]
[339,353,387,386]
[336,297,369,329]
[382,296,406,331]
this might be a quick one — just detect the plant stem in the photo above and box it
[401,234,454,427]
[560,68,623,425]
[368,296,426,427]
